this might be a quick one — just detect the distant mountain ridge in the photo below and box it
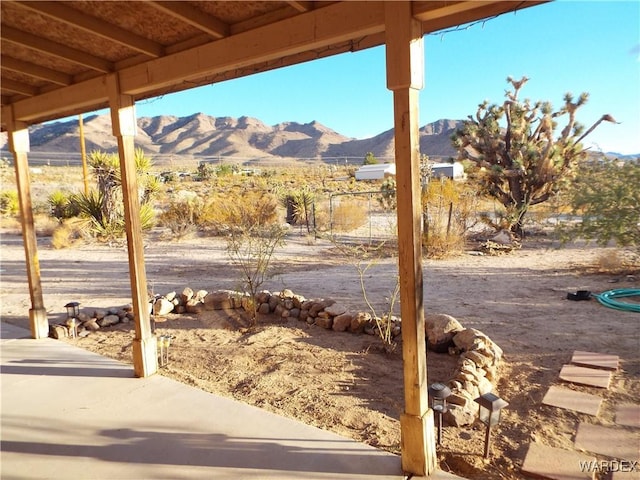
[0,113,463,161]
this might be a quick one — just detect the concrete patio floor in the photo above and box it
[1,322,463,480]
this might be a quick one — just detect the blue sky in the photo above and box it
[129,1,638,154]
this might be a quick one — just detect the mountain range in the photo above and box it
[3,114,635,164]
[0,113,461,162]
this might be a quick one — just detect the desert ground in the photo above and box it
[1,226,639,479]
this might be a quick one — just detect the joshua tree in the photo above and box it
[452,76,618,239]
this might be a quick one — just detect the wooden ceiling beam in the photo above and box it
[13,1,165,58]
[8,75,109,124]
[120,1,385,96]
[415,1,547,33]
[2,26,113,73]
[4,1,548,127]
[1,56,73,86]
[230,5,307,34]
[2,78,39,96]
[287,1,314,13]
[148,1,229,39]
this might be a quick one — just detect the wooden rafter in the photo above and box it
[13,1,165,58]
[2,1,546,128]
[1,56,72,86]
[148,1,229,39]
[1,78,39,96]
[2,25,113,73]
[287,1,314,13]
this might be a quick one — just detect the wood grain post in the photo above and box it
[107,74,157,378]
[6,107,49,339]
[385,3,436,476]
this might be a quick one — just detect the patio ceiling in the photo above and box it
[1,1,545,130]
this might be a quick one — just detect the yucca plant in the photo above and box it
[82,149,156,239]
[0,190,19,216]
[283,187,315,233]
[48,190,81,222]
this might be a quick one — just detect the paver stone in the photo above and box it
[521,442,595,480]
[575,423,640,463]
[571,351,619,371]
[559,364,612,389]
[542,385,602,416]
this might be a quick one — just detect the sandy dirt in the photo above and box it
[1,229,639,479]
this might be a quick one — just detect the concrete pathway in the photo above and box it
[1,322,463,480]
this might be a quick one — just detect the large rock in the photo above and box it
[425,313,464,352]
[255,291,271,304]
[97,314,120,327]
[181,287,194,303]
[324,302,347,317]
[204,291,233,310]
[315,317,333,329]
[50,324,68,339]
[453,328,503,364]
[185,299,205,314]
[332,313,352,332]
[83,319,100,331]
[309,300,331,317]
[445,405,477,427]
[153,298,174,316]
[349,312,371,333]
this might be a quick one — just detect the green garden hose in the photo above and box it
[593,289,640,313]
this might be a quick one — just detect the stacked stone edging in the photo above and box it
[52,288,502,425]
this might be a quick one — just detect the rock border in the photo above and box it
[52,288,503,426]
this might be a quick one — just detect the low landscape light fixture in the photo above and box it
[429,382,452,446]
[68,318,77,339]
[474,392,509,458]
[65,301,80,319]
[158,335,171,367]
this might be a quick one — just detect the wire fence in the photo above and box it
[0,150,398,169]
[326,191,397,245]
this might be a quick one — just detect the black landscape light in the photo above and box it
[65,301,80,319]
[64,302,80,339]
[429,382,452,446]
[474,392,509,458]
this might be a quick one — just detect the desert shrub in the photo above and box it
[559,157,640,250]
[200,190,279,234]
[312,203,331,233]
[422,178,478,258]
[0,190,19,215]
[333,242,400,352]
[378,178,396,211]
[51,221,84,249]
[217,164,237,176]
[331,200,367,232]
[592,249,639,276]
[160,171,177,183]
[226,223,287,326]
[363,152,379,165]
[196,162,216,181]
[158,195,203,239]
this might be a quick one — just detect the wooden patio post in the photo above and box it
[107,74,157,378]
[385,3,436,476]
[6,107,49,339]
